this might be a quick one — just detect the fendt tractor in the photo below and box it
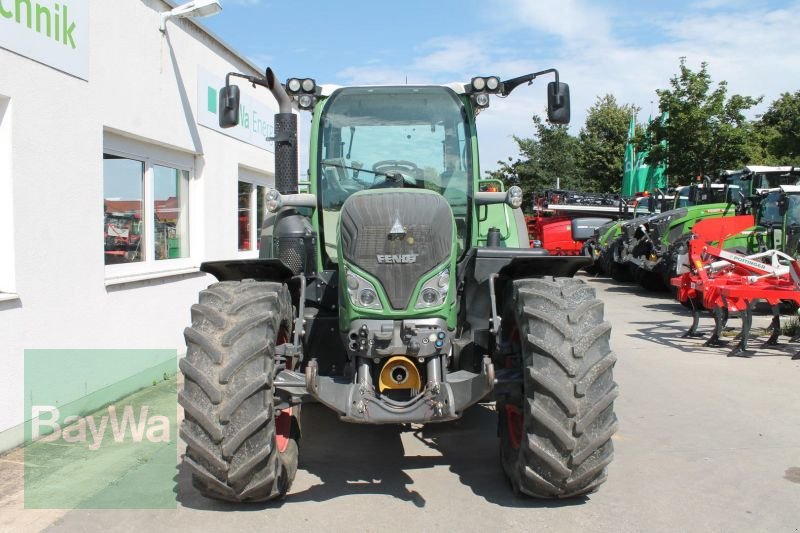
[178,68,618,502]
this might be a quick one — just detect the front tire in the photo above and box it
[499,277,618,498]
[608,240,634,282]
[179,280,298,502]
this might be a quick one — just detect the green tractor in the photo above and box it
[715,184,800,258]
[590,191,674,280]
[178,68,618,502]
[624,168,799,290]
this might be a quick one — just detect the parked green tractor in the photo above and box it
[714,184,800,258]
[178,68,618,502]
[590,191,674,281]
[618,167,797,289]
[620,180,732,289]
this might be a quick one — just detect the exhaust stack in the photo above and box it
[266,68,298,195]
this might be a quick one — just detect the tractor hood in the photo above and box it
[338,189,456,315]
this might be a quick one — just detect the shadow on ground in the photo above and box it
[627,313,800,359]
[176,403,590,510]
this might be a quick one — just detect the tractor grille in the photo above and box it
[340,191,453,310]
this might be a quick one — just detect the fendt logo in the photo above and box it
[377,254,418,264]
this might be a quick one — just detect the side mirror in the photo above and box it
[218,84,240,128]
[547,82,570,124]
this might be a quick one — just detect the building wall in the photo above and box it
[0,0,286,449]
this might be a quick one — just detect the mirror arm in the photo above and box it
[223,70,294,114]
[500,68,559,97]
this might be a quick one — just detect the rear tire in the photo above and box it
[499,277,618,498]
[179,280,298,502]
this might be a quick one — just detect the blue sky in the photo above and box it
[201,0,800,174]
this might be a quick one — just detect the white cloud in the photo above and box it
[503,0,615,46]
[328,0,800,177]
[411,38,490,73]
[473,0,800,174]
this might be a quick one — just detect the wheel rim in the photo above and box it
[505,404,523,450]
[275,407,292,453]
[275,325,292,454]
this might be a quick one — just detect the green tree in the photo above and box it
[758,91,800,164]
[578,95,639,193]
[646,58,761,183]
[487,114,581,202]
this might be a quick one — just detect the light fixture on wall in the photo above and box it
[159,0,222,32]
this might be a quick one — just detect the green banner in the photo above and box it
[622,115,636,196]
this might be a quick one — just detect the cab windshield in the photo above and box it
[787,195,800,226]
[759,191,783,226]
[317,86,472,263]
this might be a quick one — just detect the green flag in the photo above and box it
[622,115,635,196]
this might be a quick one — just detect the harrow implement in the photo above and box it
[671,216,800,358]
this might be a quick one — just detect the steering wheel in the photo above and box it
[372,160,419,176]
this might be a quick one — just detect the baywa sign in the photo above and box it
[0,0,88,80]
[197,67,277,152]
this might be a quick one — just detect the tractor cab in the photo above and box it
[750,185,800,256]
[315,86,473,264]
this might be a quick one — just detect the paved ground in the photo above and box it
[2,273,799,532]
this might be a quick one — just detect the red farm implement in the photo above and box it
[671,216,800,358]
[526,190,621,255]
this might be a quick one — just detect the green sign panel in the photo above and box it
[24,349,177,509]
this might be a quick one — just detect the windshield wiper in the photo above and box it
[321,160,406,187]
[321,160,388,177]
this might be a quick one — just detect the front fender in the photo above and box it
[201,259,295,282]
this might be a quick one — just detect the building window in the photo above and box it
[103,140,193,276]
[154,165,189,260]
[237,180,266,251]
[0,96,14,295]
[103,155,145,264]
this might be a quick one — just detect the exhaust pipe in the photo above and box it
[265,68,298,195]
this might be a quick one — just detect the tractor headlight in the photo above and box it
[507,186,523,209]
[298,94,314,109]
[474,93,490,107]
[301,78,316,92]
[286,77,317,109]
[359,289,378,307]
[471,76,501,93]
[420,288,439,305]
[286,78,302,93]
[345,269,382,310]
[265,188,283,212]
[415,268,450,309]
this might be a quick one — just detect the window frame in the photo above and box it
[237,168,272,257]
[0,96,15,296]
[103,139,196,282]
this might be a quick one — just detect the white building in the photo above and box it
[0,0,288,450]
